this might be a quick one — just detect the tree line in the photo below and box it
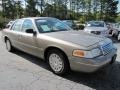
[0,0,119,23]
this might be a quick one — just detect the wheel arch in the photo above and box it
[44,46,69,62]
[4,36,9,43]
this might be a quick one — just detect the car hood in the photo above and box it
[84,27,108,31]
[44,30,106,47]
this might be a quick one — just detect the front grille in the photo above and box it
[101,43,113,55]
[91,31,101,35]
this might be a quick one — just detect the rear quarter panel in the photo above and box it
[2,29,20,47]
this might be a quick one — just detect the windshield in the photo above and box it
[35,18,72,33]
[87,21,105,27]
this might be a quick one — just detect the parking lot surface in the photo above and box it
[0,31,120,90]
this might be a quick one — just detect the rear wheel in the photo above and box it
[47,49,70,75]
[5,39,14,52]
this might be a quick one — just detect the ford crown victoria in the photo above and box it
[2,17,117,75]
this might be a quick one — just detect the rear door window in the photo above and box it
[11,20,23,32]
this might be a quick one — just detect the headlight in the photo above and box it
[73,48,102,58]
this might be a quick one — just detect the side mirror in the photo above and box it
[26,29,37,35]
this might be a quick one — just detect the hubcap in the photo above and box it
[6,40,11,51]
[49,54,64,72]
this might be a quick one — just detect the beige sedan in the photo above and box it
[2,17,117,75]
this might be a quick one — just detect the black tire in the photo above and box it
[5,39,15,52]
[47,49,70,75]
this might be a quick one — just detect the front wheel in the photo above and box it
[47,50,70,75]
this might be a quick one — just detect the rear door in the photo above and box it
[8,19,23,49]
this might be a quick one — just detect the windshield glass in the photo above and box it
[87,21,105,27]
[35,18,72,33]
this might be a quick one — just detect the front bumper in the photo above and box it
[69,47,117,73]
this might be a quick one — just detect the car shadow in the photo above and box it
[63,61,120,90]
[13,50,50,70]
[12,50,120,90]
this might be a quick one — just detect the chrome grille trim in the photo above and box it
[101,43,113,55]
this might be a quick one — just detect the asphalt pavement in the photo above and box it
[0,31,120,90]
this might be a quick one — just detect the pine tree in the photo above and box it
[26,0,39,16]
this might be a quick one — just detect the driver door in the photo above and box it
[19,19,39,56]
